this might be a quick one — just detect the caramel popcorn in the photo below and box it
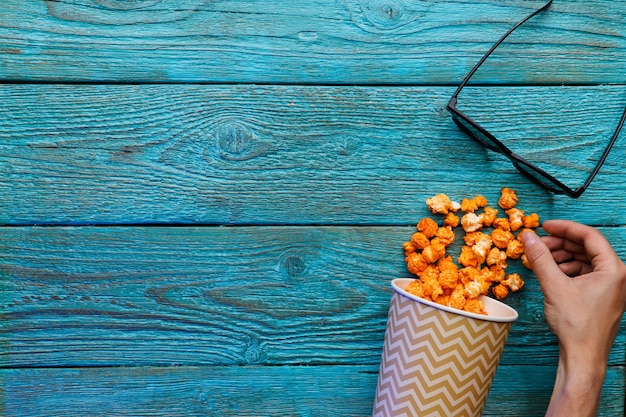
[411,232,430,250]
[436,226,456,247]
[506,208,525,232]
[492,283,509,300]
[523,213,540,229]
[491,228,514,249]
[458,245,481,268]
[498,187,518,209]
[503,273,524,292]
[487,247,507,269]
[422,242,446,264]
[461,195,488,213]
[426,193,461,215]
[461,212,483,233]
[417,217,439,238]
[444,212,460,228]
[405,252,427,275]
[402,188,540,315]
[493,217,511,232]
[506,239,525,259]
[479,207,498,227]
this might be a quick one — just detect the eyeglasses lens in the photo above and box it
[512,160,564,194]
[451,114,501,153]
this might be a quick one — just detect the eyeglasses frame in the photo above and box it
[447,0,626,198]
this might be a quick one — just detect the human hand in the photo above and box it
[522,220,626,417]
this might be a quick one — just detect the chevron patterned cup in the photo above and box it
[373,278,519,417]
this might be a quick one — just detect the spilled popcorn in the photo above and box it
[402,187,539,315]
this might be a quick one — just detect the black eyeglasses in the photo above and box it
[447,0,626,198]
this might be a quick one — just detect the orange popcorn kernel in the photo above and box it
[464,299,486,315]
[506,208,525,232]
[461,212,483,233]
[402,241,417,254]
[426,193,460,215]
[461,195,488,213]
[405,279,426,298]
[424,278,444,302]
[470,233,493,264]
[492,283,509,300]
[486,247,508,269]
[506,239,525,259]
[422,242,446,264]
[420,265,440,282]
[410,232,430,250]
[448,284,467,310]
[479,207,498,227]
[503,273,524,292]
[523,213,540,229]
[438,255,458,272]
[498,187,518,209]
[459,266,480,285]
[417,217,438,238]
[438,257,459,289]
[436,226,456,247]
[458,245,481,268]
[493,217,511,232]
[491,228,514,249]
[406,252,428,275]
[489,265,506,283]
[444,212,460,228]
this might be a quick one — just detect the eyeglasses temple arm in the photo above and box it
[451,0,554,99]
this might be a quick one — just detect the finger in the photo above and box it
[557,260,593,277]
[542,220,615,261]
[521,231,565,291]
[542,235,586,257]
[550,248,580,264]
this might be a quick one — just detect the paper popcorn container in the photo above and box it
[373,278,518,417]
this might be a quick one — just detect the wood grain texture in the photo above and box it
[0,366,624,417]
[1,84,625,226]
[0,1,624,83]
[2,225,626,368]
[3,0,626,415]
[0,365,623,416]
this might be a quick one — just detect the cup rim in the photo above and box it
[392,278,519,323]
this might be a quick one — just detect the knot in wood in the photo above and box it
[533,309,545,323]
[371,0,404,26]
[216,121,259,161]
[280,254,307,281]
[243,337,265,364]
[347,0,429,34]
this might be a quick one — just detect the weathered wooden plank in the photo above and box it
[0,364,623,416]
[1,84,625,226]
[2,226,626,368]
[0,1,624,83]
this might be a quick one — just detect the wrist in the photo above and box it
[547,355,606,417]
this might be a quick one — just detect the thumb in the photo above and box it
[522,232,563,290]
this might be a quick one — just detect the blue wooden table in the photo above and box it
[1,1,625,415]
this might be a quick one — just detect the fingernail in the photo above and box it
[521,231,538,248]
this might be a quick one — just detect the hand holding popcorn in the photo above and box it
[522,220,626,416]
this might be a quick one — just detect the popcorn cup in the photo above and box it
[373,278,518,417]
